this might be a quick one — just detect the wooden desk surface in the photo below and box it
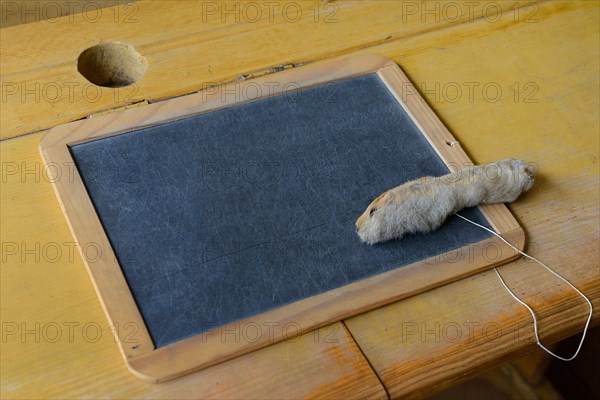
[1,1,598,398]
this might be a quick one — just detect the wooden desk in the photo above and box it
[2,1,598,398]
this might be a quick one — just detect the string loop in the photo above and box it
[456,213,593,361]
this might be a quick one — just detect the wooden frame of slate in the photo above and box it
[40,54,525,382]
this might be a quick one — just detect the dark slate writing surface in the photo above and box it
[70,73,493,347]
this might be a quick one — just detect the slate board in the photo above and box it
[70,73,493,347]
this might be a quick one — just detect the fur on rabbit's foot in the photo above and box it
[355,158,535,245]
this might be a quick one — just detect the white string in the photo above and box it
[455,213,593,361]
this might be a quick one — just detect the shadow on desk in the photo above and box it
[430,326,600,400]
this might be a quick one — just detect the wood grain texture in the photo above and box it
[1,0,598,398]
[40,54,523,382]
[1,0,531,140]
[344,1,600,398]
[0,0,134,28]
